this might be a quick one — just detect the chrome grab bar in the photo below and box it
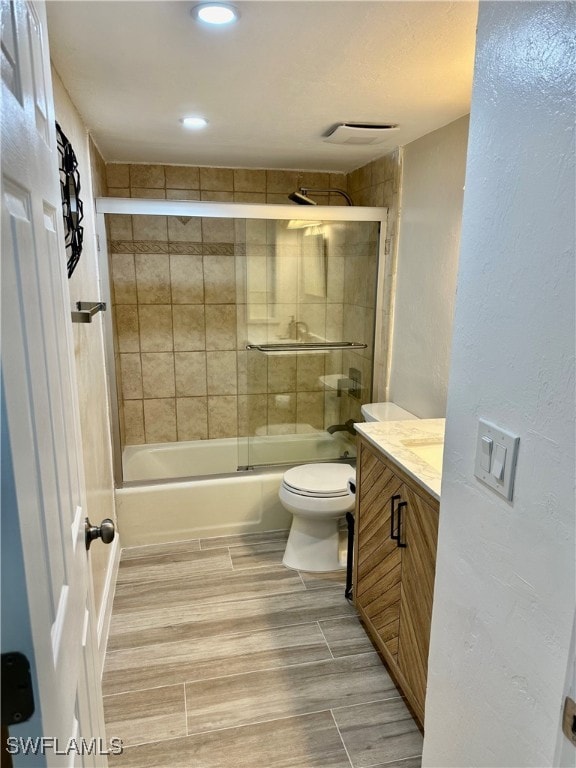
[246,342,367,353]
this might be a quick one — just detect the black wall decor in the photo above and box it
[56,122,84,278]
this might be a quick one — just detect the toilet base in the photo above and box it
[282,514,345,572]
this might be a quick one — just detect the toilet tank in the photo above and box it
[360,402,418,422]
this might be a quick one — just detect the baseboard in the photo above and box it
[96,533,120,677]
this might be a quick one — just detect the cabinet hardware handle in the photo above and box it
[397,501,408,548]
[390,494,402,540]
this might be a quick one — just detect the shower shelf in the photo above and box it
[246,342,367,354]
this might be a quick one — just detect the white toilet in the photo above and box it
[279,463,355,572]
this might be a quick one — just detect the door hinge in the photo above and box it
[1,652,35,726]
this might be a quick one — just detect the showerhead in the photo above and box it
[288,187,353,206]
[288,191,317,205]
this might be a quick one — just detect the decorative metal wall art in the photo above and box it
[56,122,84,278]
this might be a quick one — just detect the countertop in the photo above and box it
[354,418,446,501]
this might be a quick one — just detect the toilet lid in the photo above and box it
[282,463,355,498]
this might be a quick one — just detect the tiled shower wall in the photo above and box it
[105,158,399,445]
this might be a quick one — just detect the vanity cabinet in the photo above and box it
[354,436,439,727]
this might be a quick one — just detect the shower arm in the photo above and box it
[297,187,353,206]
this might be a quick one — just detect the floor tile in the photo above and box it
[103,684,186,748]
[319,616,375,658]
[199,528,289,550]
[112,564,305,614]
[229,540,287,569]
[120,539,201,561]
[103,622,331,695]
[332,698,423,768]
[116,548,232,586]
[108,711,352,768]
[108,587,356,651]
[184,652,398,735]
[299,568,347,590]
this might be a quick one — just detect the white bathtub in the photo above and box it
[116,432,355,546]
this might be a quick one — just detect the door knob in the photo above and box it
[85,518,115,551]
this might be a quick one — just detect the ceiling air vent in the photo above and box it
[323,122,399,145]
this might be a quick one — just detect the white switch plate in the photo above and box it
[474,419,520,501]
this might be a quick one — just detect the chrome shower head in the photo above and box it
[288,187,353,206]
[288,191,317,205]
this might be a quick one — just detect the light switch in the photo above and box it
[474,419,520,501]
[491,443,506,481]
[481,436,493,471]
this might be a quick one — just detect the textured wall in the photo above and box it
[388,116,469,418]
[424,3,575,766]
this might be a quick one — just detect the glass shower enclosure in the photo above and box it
[95,199,386,484]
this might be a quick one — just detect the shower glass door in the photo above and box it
[95,198,384,482]
[242,218,380,469]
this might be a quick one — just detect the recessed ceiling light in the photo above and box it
[191,3,239,25]
[180,116,209,130]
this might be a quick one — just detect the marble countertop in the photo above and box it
[354,418,446,501]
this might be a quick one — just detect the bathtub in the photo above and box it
[116,431,356,547]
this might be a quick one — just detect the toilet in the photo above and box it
[279,402,419,573]
[279,463,355,572]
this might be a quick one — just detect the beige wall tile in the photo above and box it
[176,397,208,441]
[175,352,207,397]
[123,400,145,444]
[132,215,168,241]
[330,173,348,190]
[165,166,200,189]
[141,353,176,398]
[130,164,165,189]
[238,394,268,436]
[201,217,235,243]
[116,305,140,352]
[234,169,266,193]
[166,189,201,201]
[200,167,234,191]
[234,192,266,203]
[299,171,330,190]
[106,163,130,187]
[267,192,292,205]
[237,350,268,395]
[135,254,171,304]
[173,305,205,351]
[245,220,268,244]
[108,187,130,198]
[267,393,296,432]
[108,214,133,240]
[268,356,297,394]
[143,399,177,443]
[296,355,325,392]
[266,170,299,194]
[207,396,238,439]
[170,254,204,304]
[203,255,236,303]
[130,187,166,199]
[111,254,137,304]
[168,216,202,242]
[297,392,325,430]
[200,191,234,202]
[206,351,237,395]
[205,305,237,350]
[139,305,173,352]
[120,354,143,399]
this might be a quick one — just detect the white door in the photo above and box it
[1,1,107,765]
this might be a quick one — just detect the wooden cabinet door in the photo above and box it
[397,482,439,716]
[355,441,404,661]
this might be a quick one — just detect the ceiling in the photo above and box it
[46,1,478,173]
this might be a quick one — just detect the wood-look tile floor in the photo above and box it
[104,529,423,768]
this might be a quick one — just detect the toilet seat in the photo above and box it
[282,463,353,498]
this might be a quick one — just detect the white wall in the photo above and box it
[388,115,469,417]
[424,3,575,767]
[52,70,119,669]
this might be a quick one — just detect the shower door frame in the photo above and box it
[94,198,388,487]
